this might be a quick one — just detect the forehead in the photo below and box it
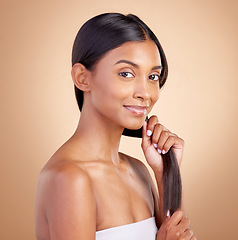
[95,40,161,69]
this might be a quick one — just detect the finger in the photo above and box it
[146,115,159,137]
[162,134,181,154]
[167,210,184,226]
[157,130,171,154]
[151,123,163,148]
[177,217,190,233]
[179,229,194,240]
[142,120,151,150]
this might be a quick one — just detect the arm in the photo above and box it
[141,116,196,240]
[153,171,165,224]
[36,163,96,240]
[141,115,184,222]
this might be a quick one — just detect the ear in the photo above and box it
[71,63,91,92]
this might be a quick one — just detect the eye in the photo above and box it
[148,74,160,81]
[119,72,134,78]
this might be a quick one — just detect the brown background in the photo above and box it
[1,0,238,239]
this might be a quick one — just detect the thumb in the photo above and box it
[142,120,152,151]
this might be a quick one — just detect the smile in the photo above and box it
[123,105,148,116]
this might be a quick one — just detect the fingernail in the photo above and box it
[157,149,161,154]
[162,149,166,154]
[166,210,170,217]
[153,143,158,148]
[147,130,152,137]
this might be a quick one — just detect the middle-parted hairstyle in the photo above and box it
[72,13,181,218]
[72,13,168,112]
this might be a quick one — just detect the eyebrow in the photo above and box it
[114,59,162,71]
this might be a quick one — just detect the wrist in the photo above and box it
[153,170,163,191]
[152,168,163,181]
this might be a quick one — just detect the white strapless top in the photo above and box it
[96,217,158,240]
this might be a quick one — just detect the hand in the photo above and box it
[156,210,196,240]
[141,115,184,173]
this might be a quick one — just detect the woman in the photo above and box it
[35,13,196,240]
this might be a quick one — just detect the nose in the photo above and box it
[133,77,150,101]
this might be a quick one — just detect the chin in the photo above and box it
[122,118,145,130]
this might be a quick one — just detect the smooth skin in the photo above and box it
[35,40,196,240]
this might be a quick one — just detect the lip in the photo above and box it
[123,105,149,116]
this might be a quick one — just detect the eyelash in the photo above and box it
[119,72,134,78]
[148,74,160,81]
[119,72,161,81]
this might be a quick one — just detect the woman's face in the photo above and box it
[87,39,161,130]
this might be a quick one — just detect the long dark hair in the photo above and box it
[72,12,181,218]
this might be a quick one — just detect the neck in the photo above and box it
[72,107,124,165]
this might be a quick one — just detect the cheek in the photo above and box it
[90,74,129,109]
[94,74,131,101]
[150,85,160,104]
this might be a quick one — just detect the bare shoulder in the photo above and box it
[36,159,96,240]
[37,158,93,197]
[37,138,95,190]
[119,152,154,185]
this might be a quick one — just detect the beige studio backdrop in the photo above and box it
[1,0,238,239]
